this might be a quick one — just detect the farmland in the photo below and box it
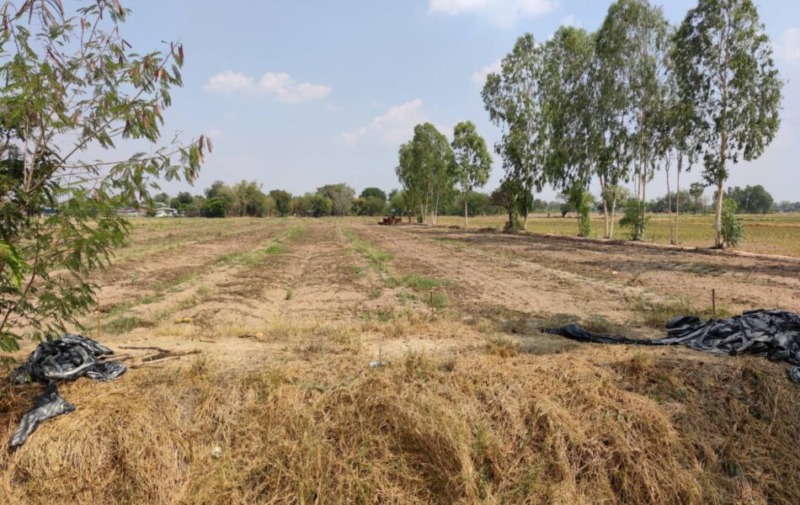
[2,217,800,504]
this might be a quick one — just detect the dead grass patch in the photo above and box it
[4,350,797,504]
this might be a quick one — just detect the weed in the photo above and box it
[285,288,293,301]
[104,316,154,335]
[265,244,287,255]
[485,336,520,358]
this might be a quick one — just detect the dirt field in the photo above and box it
[2,217,800,504]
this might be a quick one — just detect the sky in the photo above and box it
[108,0,800,201]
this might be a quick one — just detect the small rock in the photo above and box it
[211,445,223,459]
[369,360,389,368]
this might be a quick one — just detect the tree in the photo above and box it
[153,192,170,205]
[482,34,547,231]
[595,0,670,241]
[725,185,774,214]
[269,190,293,217]
[689,182,706,213]
[490,178,524,231]
[0,1,206,351]
[353,196,387,216]
[170,192,194,213]
[203,198,227,218]
[451,121,492,227]
[395,123,454,224]
[230,180,269,217]
[360,187,387,202]
[540,27,596,234]
[672,0,783,248]
[317,183,356,217]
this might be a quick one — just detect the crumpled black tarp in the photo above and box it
[546,309,800,383]
[9,334,125,449]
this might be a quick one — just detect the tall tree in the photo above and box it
[482,34,547,231]
[540,27,596,236]
[595,0,670,240]
[317,183,356,217]
[451,121,492,227]
[360,187,387,202]
[395,123,454,224]
[672,0,782,248]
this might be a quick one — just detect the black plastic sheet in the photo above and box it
[546,310,800,383]
[9,334,125,449]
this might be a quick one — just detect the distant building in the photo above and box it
[117,207,146,218]
[155,207,179,218]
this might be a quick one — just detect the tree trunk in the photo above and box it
[714,174,724,248]
[665,156,673,244]
[610,197,617,239]
[599,174,610,239]
[464,192,469,228]
[675,153,682,244]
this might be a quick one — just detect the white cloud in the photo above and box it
[779,28,800,63]
[561,14,581,28]
[471,59,502,85]
[203,71,331,103]
[203,71,253,93]
[258,72,332,103]
[429,0,558,27]
[340,99,428,147]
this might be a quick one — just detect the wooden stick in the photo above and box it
[119,345,171,353]
[712,289,717,318]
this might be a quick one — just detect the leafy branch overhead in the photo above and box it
[0,0,209,351]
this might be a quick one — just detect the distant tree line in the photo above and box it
[151,180,794,220]
[392,0,784,249]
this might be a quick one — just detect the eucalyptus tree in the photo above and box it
[540,27,596,237]
[482,34,547,231]
[672,0,782,248]
[395,123,454,224]
[595,0,670,240]
[451,121,492,227]
[0,0,207,351]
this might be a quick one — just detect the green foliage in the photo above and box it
[540,27,596,193]
[672,0,783,247]
[491,178,525,231]
[619,198,650,241]
[352,196,387,216]
[0,1,205,351]
[725,185,774,214]
[269,190,293,217]
[359,187,387,202]
[567,186,594,237]
[721,198,744,247]
[203,197,227,218]
[451,121,492,224]
[395,123,454,224]
[317,183,356,216]
[482,34,547,230]
[594,0,670,235]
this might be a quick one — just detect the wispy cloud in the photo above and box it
[203,71,332,103]
[340,99,428,147]
[203,71,253,93]
[429,0,558,28]
[778,28,800,63]
[471,59,502,85]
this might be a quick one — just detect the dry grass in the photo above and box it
[433,213,800,258]
[2,350,800,504]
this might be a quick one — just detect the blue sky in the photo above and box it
[118,0,800,201]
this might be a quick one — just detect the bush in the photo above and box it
[619,198,650,241]
[721,198,744,247]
